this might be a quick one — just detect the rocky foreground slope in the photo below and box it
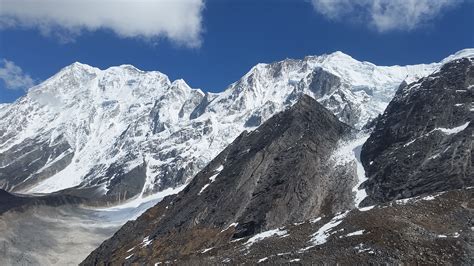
[3,50,472,203]
[85,188,473,265]
[83,58,473,265]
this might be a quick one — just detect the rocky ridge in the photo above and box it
[361,57,474,205]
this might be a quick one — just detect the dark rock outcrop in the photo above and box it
[0,189,85,215]
[82,95,357,265]
[0,135,73,192]
[360,58,474,205]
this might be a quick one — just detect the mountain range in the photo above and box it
[83,57,473,264]
[0,49,472,265]
[1,49,472,204]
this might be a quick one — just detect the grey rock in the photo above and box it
[361,58,474,205]
[0,135,73,192]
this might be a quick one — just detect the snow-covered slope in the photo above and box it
[0,49,472,201]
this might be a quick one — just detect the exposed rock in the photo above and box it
[361,57,474,205]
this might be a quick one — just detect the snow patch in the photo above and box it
[93,184,185,212]
[221,222,238,232]
[245,228,288,247]
[422,195,436,201]
[345,230,365,237]
[257,257,268,263]
[438,232,460,238]
[142,236,152,247]
[198,184,210,195]
[436,122,470,135]
[359,205,375,212]
[208,174,218,183]
[394,191,444,205]
[395,198,412,204]
[354,243,375,254]
[331,134,370,207]
[201,248,213,253]
[304,211,348,249]
[198,165,225,195]
[403,138,418,147]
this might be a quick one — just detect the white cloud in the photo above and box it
[0,59,35,90]
[0,0,205,47]
[311,0,461,32]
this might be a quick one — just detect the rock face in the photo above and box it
[360,57,474,205]
[82,95,359,264]
[3,50,465,202]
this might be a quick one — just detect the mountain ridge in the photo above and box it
[0,49,472,203]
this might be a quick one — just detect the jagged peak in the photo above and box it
[61,61,99,72]
[303,50,357,63]
[327,50,354,59]
[104,64,159,75]
[116,64,143,72]
[170,78,204,95]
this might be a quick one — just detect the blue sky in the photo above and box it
[0,0,473,103]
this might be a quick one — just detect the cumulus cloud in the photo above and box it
[0,0,205,47]
[311,0,462,32]
[0,59,35,90]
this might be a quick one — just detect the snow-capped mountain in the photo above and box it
[0,49,472,201]
[83,56,473,264]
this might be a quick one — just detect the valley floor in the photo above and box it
[0,188,182,265]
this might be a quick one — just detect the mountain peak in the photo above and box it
[327,50,353,59]
[105,64,149,73]
[62,61,98,72]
